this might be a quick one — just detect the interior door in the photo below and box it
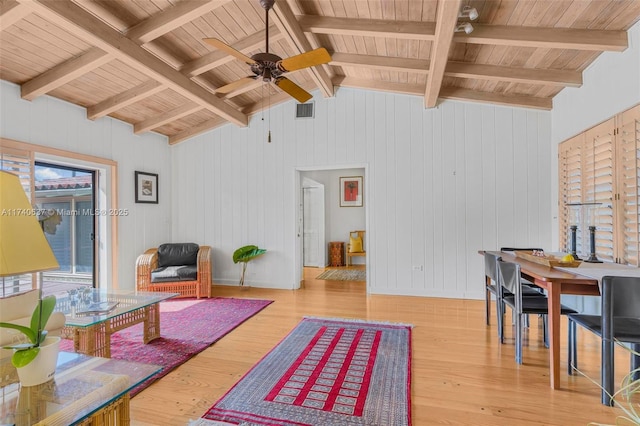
[303,186,325,267]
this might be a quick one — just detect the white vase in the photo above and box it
[15,336,60,386]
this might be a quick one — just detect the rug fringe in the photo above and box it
[303,315,414,328]
[189,419,237,426]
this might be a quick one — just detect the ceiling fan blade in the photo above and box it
[278,48,331,72]
[274,77,312,103]
[203,38,256,65]
[216,76,258,95]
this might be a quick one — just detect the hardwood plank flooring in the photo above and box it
[130,266,635,425]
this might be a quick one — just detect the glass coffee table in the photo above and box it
[1,351,161,425]
[55,290,177,358]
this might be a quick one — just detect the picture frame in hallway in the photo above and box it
[340,176,363,207]
[135,171,158,204]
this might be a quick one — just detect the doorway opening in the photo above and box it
[296,166,368,290]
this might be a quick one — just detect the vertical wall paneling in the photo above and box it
[464,104,484,297]
[409,97,425,290]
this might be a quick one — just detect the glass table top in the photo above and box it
[54,289,178,327]
[0,351,161,425]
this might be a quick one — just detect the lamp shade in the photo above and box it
[0,170,59,276]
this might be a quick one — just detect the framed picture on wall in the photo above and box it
[340,176,363,207]
[135,171,158,204]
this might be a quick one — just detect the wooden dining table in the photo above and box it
[481,250,600,389]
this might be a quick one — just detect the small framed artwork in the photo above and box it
[340,176,363,207]
[135,171,158,204]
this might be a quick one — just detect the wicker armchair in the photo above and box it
[136,243,212,298]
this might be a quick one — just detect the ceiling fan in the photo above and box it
[203,0,331,103]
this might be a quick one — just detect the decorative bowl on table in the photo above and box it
[514,250,582,268]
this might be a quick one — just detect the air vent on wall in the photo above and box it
[296,102,314,119]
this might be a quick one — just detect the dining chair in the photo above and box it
[496,259,577,364]
[568,276,640,406]
[484,252,547,339]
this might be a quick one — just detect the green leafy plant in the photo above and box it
[584,344,640,426]
[0,294,56,368]
[232,245,267,287]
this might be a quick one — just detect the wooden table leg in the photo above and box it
[546,280,561,389]
[143,303,161,343]
[73,322,109,358]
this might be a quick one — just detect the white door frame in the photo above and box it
[293,164,370,291]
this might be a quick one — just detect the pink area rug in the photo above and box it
[202,317,412,425]
[60,297,273,396]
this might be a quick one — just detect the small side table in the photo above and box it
[328,242,345,267]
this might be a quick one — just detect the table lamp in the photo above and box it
[0,171,59,295]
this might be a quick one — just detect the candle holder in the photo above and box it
[584,204,602,263]
[567,204,581,260]
[569,225,580,260]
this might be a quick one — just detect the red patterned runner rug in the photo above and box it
[201,317,412,425]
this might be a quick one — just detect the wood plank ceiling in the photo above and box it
[1,0,639,145]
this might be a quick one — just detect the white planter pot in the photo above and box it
[15,336,60,386]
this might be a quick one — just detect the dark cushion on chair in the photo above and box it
[151,265,198,283]
[569,314,640,344]
[157,243,199,267]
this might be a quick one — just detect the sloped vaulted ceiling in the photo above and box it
[1,0,639,144]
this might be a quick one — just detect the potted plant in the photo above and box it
[232,245,267,287]
[0,293,60,386]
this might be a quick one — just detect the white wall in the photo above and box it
[0,81,172,291]
[172,89,552,299]
[552,21,640,144]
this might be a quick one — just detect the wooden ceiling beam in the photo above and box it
[334,77,552,110]
[126,0,230,44]
[169,117,227,145]
[455,24,628,51]
[331,52,430,74]
[445,62,582,87]
[0,0,31,28]
[181,27,282,77]
[424,0,461,108]
[19,0,248,127]
[299,16,626,52]
[134,102,201,134]
[87,80,165,120]
[330,53,582,87]
[272,0,333,98]
[298,15,436,40]
[439,87,552,110]
[334,76,424,97]
[21,47,111,101]
[218,79,263,99]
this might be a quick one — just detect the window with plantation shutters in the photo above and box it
[616,104,640,266]
[558,135,583,252]
[558,104,640,267]
[583,119,615,263]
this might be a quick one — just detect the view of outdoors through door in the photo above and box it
[35,162,95,296]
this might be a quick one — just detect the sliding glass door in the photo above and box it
[35,162,96,293]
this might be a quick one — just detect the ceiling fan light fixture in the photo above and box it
[455,22,474,34]
[459,5,479,21]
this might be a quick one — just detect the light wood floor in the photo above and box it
[130,266,636,425]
